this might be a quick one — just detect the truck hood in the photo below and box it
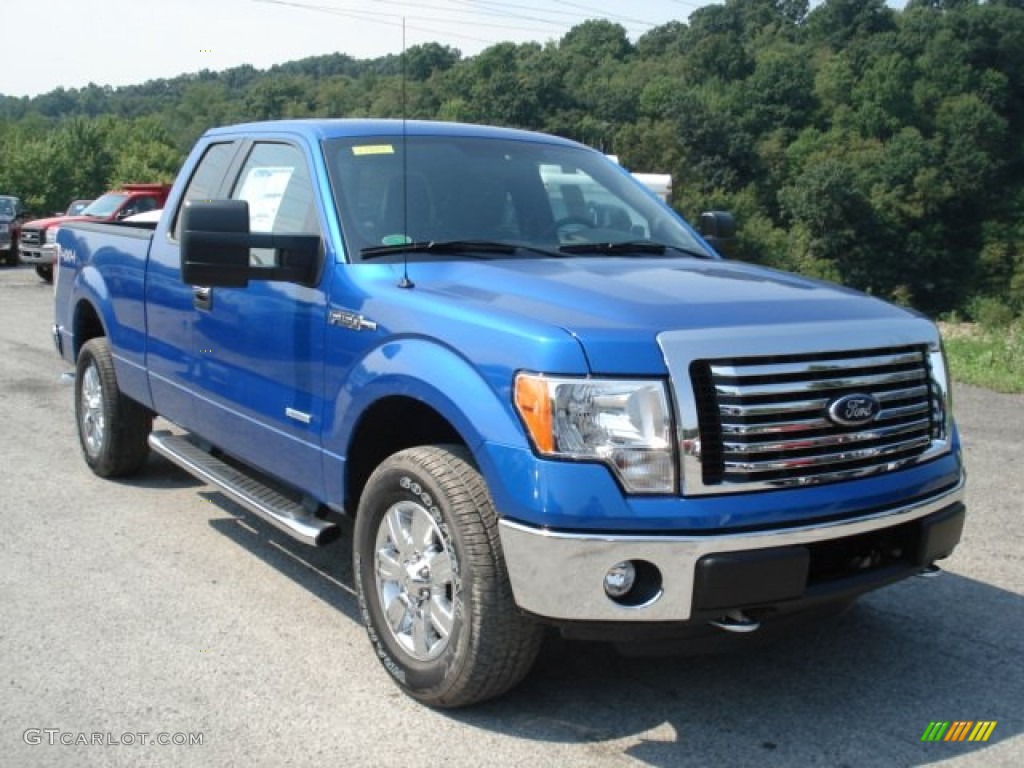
[414,257,924,374]
[21,214,96,230]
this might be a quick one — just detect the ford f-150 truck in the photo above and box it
[21,183,170,282]
[52,119,965,708]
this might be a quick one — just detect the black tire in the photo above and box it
[36,264,53,283]
[354,445,543,708]
[75,338,152,477]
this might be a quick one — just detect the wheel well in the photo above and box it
[346,396,464,514]
[73,300,104,359]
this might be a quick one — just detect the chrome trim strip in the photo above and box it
[721,419,930,455]
[708,350,923,378]
[721,398,831,417]
[724,436,932,474]
[722,417,830,435]
[876,385,930,403]
[712,368,924,398]
[498,478,964,622]
[876,402,930,420]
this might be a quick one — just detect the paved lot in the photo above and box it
[1,264,1021,767]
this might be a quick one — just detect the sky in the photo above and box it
[2,0,906,99]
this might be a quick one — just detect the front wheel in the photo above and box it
[35,264,53,282]
[354,445,543,708]
[75,338,152,477]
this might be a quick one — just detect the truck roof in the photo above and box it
[203,119,587,149]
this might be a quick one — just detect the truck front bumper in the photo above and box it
[498,477,965,624]
[19,245,54,265]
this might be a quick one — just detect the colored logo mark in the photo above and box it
[921,721,997,742]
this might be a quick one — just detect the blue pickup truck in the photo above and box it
[53,119,965,707]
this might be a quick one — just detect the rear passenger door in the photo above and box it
[190,140,328,497]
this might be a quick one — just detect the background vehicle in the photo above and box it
[20,183,170,281]
[53,120,965,708]
[0,195,27,267]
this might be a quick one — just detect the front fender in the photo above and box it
[321,336,574,511]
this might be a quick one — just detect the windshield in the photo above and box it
[0,198,15,218]
[323,135,710,261]
[81,193,128,218]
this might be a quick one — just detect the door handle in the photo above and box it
[193,286,212,310]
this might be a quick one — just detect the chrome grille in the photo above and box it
[20,228,42,247]
[692,346,938,489]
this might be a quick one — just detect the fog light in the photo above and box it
[604,561,636,598]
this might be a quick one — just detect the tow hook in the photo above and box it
[708,610,761,633]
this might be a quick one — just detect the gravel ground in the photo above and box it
[1,264,1021,767]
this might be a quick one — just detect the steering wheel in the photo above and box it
[544,215,594,241]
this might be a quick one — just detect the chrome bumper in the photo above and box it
[498,478,966,623]
[19,245,53,265]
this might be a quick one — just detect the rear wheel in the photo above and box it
[36,264,52,282]
[75,338,152,477]
[354,445,543,708]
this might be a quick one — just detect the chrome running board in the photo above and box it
[148,431,339,547]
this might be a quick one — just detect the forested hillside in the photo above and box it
[2,0,1022,320]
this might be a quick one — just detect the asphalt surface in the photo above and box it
[1,264,1021,767]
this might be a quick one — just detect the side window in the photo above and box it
[119,196,157,219]
[231,143,318,266]
[172,142,237,240]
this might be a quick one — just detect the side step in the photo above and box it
[148,431,340,547]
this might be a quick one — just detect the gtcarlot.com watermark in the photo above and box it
[24,729,204,747]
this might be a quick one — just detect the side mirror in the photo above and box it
[181,200,252,287]
[697,211,736,257]
[181,199,322,288]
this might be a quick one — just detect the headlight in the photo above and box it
[514,373,677,494]
[45,227,59,244]
[928,340,952,442]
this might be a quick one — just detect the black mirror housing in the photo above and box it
[181,200,252,287]
[181,199,323,287]
[698,210,737,257]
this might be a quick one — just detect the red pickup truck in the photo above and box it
[19,183,171,281]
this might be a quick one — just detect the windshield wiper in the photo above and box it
[361,239,516,260]
[361,239,564,261]
[558,240,710,259]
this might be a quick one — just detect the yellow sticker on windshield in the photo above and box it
[352,145,395,156]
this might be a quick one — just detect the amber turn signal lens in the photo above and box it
[514,374,555,454]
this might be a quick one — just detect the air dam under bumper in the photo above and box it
[498,478,965,623]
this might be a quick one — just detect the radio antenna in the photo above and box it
[398,16,414,289]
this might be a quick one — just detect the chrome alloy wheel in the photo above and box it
[80,363,105,457]
[373,500,456,661]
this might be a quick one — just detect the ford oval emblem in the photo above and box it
[828,393,881,427]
